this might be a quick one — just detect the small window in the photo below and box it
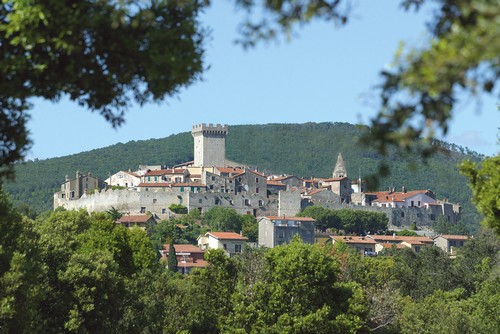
[180,187,184,192]
[148,176,151,181]
[258,200,263,206]
[153,198,157,203]
[199,198,202,204]
[235,244,242,253]
[244,199,250,205]
[191,187,194,192]
[154,176,158,181]
[211,176,215,181]
[209,185,214,190]
[411,201,414,207]
[401,212,405,218]
[161,208,166,214]
[140,207,146,213]
[418,201,421,206]
[223,244,227,250]
[256,187,259,194]
[255,177,259,183]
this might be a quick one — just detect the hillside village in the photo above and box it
[53,124,469,271]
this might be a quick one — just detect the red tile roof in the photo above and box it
[331,236,376,244]
[306,189,325,196]
[368,235,434,244]
[321,177,347,182]
[137,182,170,187]
[371,190,433,203]
[171,183,205,187]
[249,170,266,177]
[216,167,244,174]
[207,232,248,240]
[163,244,206,253]
[435,234,469,240]
[265,216,315,222]
[267,180,286,186]
[118,215,153,223]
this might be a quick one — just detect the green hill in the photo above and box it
[3,122,483,228]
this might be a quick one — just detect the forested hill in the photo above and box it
[4,122,483,225]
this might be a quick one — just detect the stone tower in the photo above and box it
[191,123,228,167]
[333,153,347,178]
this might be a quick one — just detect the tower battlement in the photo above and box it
[192,123,228,135]
[192,124,228,167]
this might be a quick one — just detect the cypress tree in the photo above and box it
[168,242,178,273]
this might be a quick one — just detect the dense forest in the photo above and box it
[4,122,484,228]
[1,191,498,333]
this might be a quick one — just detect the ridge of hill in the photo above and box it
[3,122,483,228]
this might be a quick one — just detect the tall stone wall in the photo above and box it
[278,190,302,216]
[192,123,228,167]
[187,192,278,216]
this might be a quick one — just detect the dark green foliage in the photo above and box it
[167,242,178,273]
[203,207,244,233]
[168,203,188,214]
[299,206,388,234]
[432,215,470,235]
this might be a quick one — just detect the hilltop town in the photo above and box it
[54,123,461,231]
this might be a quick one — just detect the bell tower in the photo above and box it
[333,153,347,178]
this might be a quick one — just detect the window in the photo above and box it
[411,201,414,207]
[235,244,242,253]
[153,198,157,203]
[223,244,227,250]
[211,176,216,181]
[154,176,158,181]
[61,194,65,198]
[255,177,259,183]
[401,212,405,218]
[161,208,166,214]
[140,207,146,213]
[418,201,421,206]
[450,240,456,247]
[71,191,75,198]
[258,200,263,206]
[256,187,259,194]
[430,214,436,220]
[148,176,151,181]
[244,199,250,205]
[199,198,202,204]
[209,185,214,190]
[229,200,234,205]
[215,198,221,205]
[278,230,285,238]
[415,246,421,253]
[191,187,194,192]
[180,187,184,192]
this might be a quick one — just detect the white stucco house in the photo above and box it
[197,232,248,257]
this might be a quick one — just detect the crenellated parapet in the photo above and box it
[191,123,229,136]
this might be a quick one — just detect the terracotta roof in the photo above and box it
[307,189,325,196]
[367,235,434,243]
[273,175,298,181]
[137,182,170,187]
[163,244,205,253]
[173,161,194,168]
[144,170,171,176]
[118,215,153,223]
[207,232,248,240]
[189,174,201,178]
[331,236,376,244]
[216,167,244,174]
[321,177,347,182]
[371,190,434,203]
[265,216,315,222]
[249,170,266,177]
[435,234,469,240]
[171,183,205,187]
[267,180,286,186]
[378,243,407,249]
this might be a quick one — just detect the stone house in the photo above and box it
[116,214,156,229]
[105,170,141,188]
[55,171,106,202]
[434,234,469,254]
[160,244,207,274]
[330,236,377,255]
[258,216,315,248]
[197,232,248,257]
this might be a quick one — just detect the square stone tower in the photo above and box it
[191,123,229,167]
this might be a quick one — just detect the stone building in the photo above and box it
[258,216,315,248]
[54,171,106,203]
[192,123,228,167]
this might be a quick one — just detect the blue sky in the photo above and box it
[27,0,499,160]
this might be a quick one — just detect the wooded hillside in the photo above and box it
[3,122,483,228]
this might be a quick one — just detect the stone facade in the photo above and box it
[192,123,228,167]
[258,216,316,248]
